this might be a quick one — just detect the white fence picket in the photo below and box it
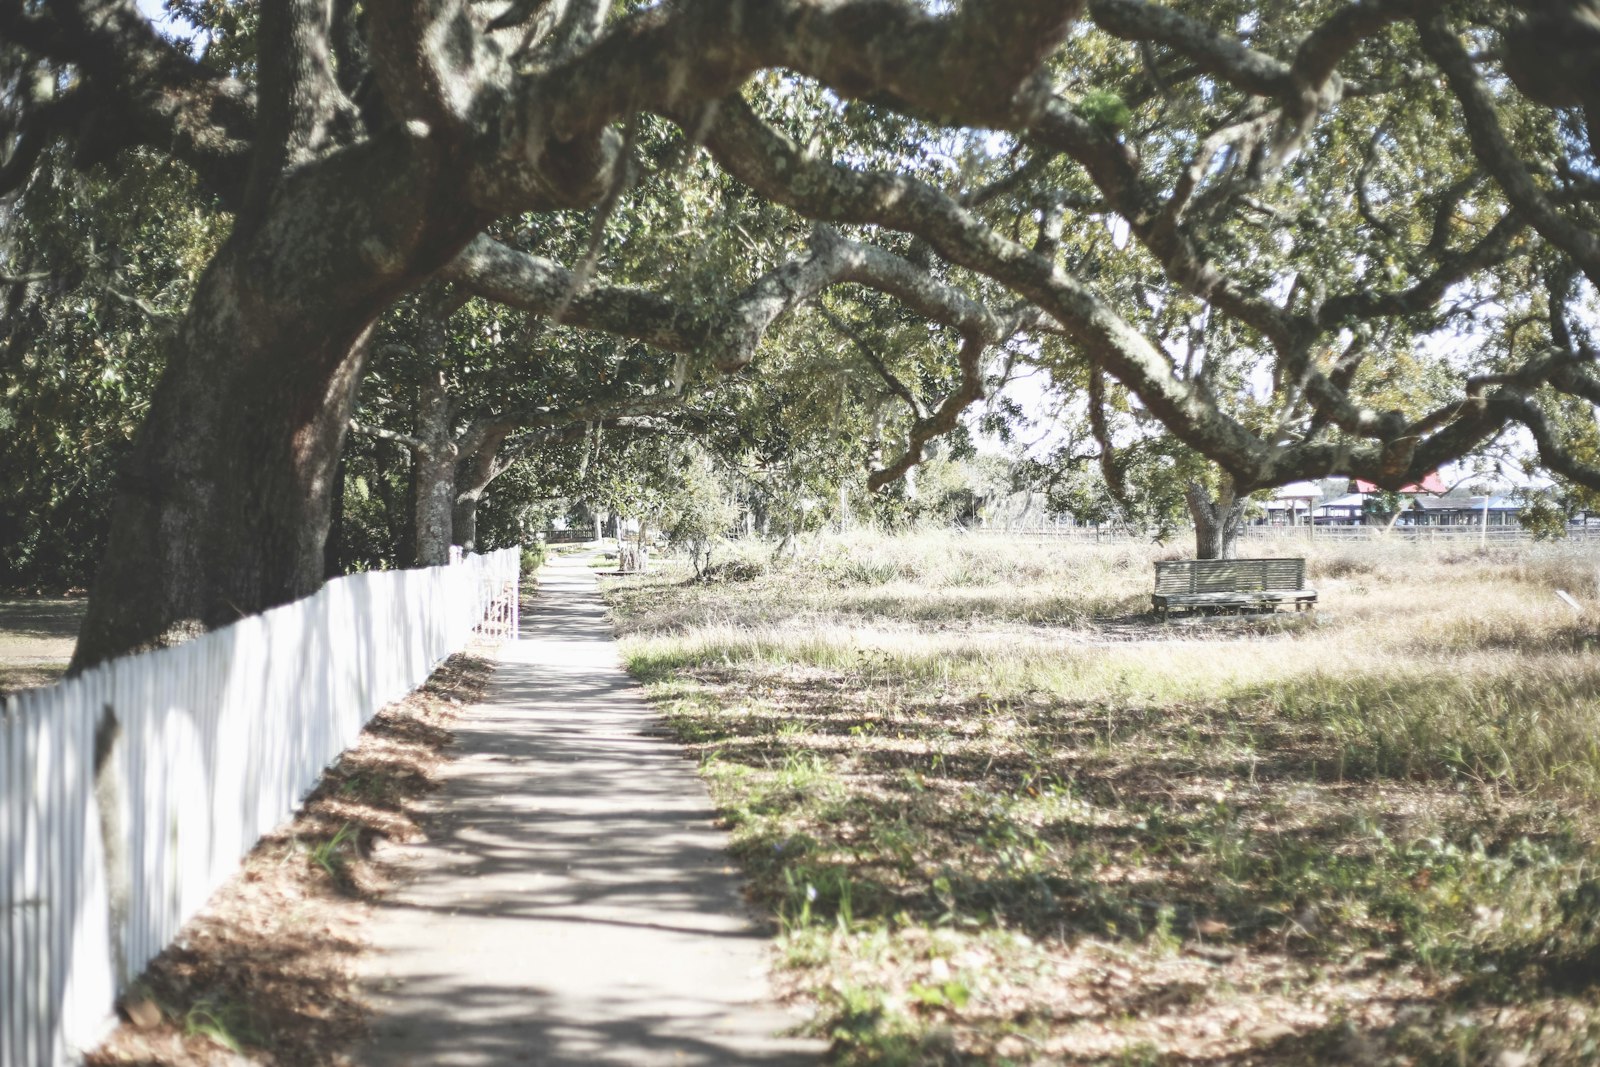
[0,547,520,1066]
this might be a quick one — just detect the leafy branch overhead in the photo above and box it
[1,0,1599,664]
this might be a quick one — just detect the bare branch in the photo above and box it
[248,0,362,212]
[102,284,178,323]
[442,236,696,348]
[692,95,1275,481]
[1417,15,1600,289]
[1502,394,1600,493]
[1319,210,1527,326]
[1029,100,1298,348]
[819,306,926,419]
[0,0,255,204]
[349,420,424,449]
[468,0,1084,211]
[870,334,988,491]
[365,0,506,132]
[1087,368,1133,507]
[447,223,1038,383]
[1088,0,1293,97]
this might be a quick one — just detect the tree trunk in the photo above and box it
[452,494,480,553]
[414,444,456,565]
[324,453,348,579]
[70,137,487,671]
[617,516,634,571]
[413,370,456,567]
[396,455,418,569]
[775,522,798,559]
[452,424,513,554]
[72,240,374,669]
[1186,478,1245,560]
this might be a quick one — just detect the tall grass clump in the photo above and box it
[1257,656,1600,793]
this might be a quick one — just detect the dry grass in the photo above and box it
[86,649,496,1067]
[607,532,1600,1066]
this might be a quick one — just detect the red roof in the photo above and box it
[1353,471,1448,495]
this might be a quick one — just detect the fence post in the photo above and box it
[510,550,520,638]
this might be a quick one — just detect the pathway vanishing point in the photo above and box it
[354,553,823,1066]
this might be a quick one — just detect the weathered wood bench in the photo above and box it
[1152,557,1317,620]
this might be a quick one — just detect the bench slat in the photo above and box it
[1152,557,1315,618]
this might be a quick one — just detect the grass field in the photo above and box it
[605,532,1600,1066]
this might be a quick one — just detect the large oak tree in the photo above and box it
[2,0,1598,669]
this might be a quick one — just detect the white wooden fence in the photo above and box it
[1,547,520,1067]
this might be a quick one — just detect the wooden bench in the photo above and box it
[1152,557,1317,620]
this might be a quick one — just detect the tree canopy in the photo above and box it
[2,0,1598,666]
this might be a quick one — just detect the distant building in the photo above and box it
[1248,471,1538,532]
[1261,481,1322,526]
[1313,493,1367,526]
[1405,494,1522,527]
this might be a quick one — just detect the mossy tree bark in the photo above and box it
[1186,479,1245,561]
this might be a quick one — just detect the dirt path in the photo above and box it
[0,596,83,695]
[353,554,822,1067]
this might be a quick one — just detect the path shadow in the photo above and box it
[356,561,820,1066]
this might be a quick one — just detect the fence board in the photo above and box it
[0,547,519,1066]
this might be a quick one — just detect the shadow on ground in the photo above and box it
[356,559,820,1067]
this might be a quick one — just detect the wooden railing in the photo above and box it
[1,547,520,1067]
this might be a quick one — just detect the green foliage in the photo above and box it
[4,0,1593,614]
[182,996,258,1054]
[1363,489,1405,525]
[1035,434,1206,539]
[661,447,739,576]
[303,821,356,882]
[0,150,224,589]
[849,450,1018,531]
[1516,490,1569,541]
[471,458,566,554]
[1078,89,1132,132]
[331,442,413,572]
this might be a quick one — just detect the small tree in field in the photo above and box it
[1516,489,1570,541]
[662,449,739,578]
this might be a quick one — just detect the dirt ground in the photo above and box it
[86,649,496,1067]
[0,595,84,696]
